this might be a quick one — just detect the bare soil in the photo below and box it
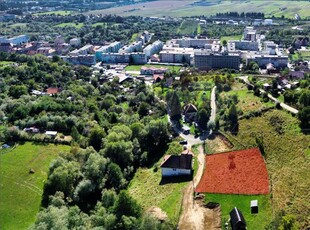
[178,146,221,230]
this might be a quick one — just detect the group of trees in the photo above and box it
[213,12,265,19]
[0,53,176,228]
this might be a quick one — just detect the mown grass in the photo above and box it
[221,35,242,43]
[0,142,71,230]
[225,110,310,228]
[205,194,272,229]
[55,22,84,29]
[125,64,182,72]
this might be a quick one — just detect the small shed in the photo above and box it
[45,131,58,138]
[230,207,246,230]
[251,200,258,214]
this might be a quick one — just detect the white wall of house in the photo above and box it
[161,168,191,177]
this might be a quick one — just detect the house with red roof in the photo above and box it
[160,150,193,177]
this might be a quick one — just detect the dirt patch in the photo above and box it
[196,148,269,194]
[206,135,233,153]
[146,206,168,222]
[178,146,221,230]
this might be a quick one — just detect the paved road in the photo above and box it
[238,76,299,115]
[210,86,217,123]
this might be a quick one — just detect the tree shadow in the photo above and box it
[159,173,193,185]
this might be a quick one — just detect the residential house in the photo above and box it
[161,150,193,177]
[183,103,198,123]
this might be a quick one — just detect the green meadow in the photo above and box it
[0,142,70,230]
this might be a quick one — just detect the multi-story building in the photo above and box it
[143,40,163,58]
[96,41,122,60]
[168,37,220,49]
[243,27,257,41]
[246,54,288,68]
[62,55,96,66]
[130,53,147,64]
[98,52,146,64]
[159,49,192,64]
[119,41,142,53]
[69,38,81,47]
[194,50,240,70]
[228,40,259,51]
[0,35,29,46]
[70,44,93,56]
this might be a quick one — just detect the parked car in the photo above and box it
[179,139,187,145]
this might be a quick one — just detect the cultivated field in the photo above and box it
[224,110,310,228]
[87,1,310,18]
[0,142,70,230]
[196,148,269,194]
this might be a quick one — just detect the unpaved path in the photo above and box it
[178,146,221,230]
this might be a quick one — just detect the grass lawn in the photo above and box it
[34,10,73,16]
[55,22,84,29]
[223,110,310,227]
[130,33,139,42]
[125,64,182,72]
[221,35,242,43]
[205,194,272,229]
[0,142,71,230]
[300,50,310,61]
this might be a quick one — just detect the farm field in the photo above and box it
[125,64,182,72]
[87,1,310,18]
[0,142,71,230]
[224,110,310,228]
[196,148,269,194]
[205,194,272,229]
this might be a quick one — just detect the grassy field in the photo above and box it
[221,35,242,43]
[177,19,198,35]
[55,22,84,29]
[205,194,272,229]
[0,142,71,230]
[128,151,199,224]
[224,110,310,227]
[300,50,310,61]
[87,1,310,18]
[125,64,182,72]
[128,166,188,224]
[34,10,73,16]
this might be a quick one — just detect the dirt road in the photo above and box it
[178,146,221,230]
